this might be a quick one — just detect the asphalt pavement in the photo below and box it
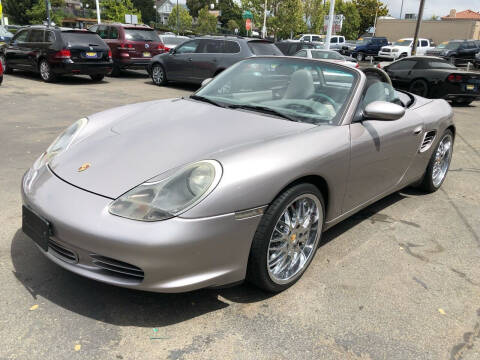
[0,70,479,360]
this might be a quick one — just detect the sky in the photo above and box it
[382,0,480,19]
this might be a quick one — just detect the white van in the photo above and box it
[378,38,434,60]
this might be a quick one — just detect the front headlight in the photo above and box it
[32,117,88,170]
[109,160,223,221]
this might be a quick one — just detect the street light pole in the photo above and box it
[153,5,157,29]
[45,0,51,27]
[95,0,101,24]
[262,0,267,39]
[400,0,404,19]
[325,0,335,50]
[411,0,426,56]
[176,0,179,35]
[0,0,5,27]
[373,0,379,36]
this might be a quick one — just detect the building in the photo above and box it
[155,0,175,25]
[404,13,417,20]
[61,0,97,29]
[375,9,480,43]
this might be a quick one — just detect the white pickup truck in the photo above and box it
[378,38,434,60]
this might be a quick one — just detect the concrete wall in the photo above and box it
[375,19,480,43]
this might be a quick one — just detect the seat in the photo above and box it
[284,69,315,99]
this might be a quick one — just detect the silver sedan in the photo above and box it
[22,57,455,293]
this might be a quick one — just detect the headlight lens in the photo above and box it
[109,160,222,221]
[33,117,88,170]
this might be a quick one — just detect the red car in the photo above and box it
[89,23,165,75]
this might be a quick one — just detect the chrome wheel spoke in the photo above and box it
[431,135,453,187]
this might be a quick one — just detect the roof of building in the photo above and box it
[442,9,480,20]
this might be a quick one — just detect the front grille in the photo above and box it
[420,130,437,152]
[48,239,78,263]
[90,254,144,281]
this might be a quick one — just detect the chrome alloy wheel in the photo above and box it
[40,61,50,81]
[432,133,453,188]
[267,194,322,284]
[152,65,164,84]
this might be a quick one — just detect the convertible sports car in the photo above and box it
[21,57,455,293]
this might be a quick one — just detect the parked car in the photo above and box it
[159,34,189,51]
[0,57,3,85]
[339,40,359,56]
[0,26,113,82]
[426,40,479,66]
[275,40,323,56]
[297,34,324,43]
[0,26,14,45]
[382,56,480,105]
[89,23,164,75]
[5,25,21,34]
[378,38,434,60]
[21,56,455,293]
[325,35,346,50]
[294,49,359,68]
[475,52,480,69]
[149,36,282,86]
[351,37,389,61]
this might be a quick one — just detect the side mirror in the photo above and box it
[201,78,213,87]
[363,101,405,121]
[169,48,176,54]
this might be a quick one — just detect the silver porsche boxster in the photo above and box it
[22,57,455,293]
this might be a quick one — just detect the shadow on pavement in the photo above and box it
[10,187,422,328]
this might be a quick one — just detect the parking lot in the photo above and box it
[1,71,480,360]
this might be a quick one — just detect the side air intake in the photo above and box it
[420,130,436,153]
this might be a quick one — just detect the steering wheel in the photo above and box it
[308,93,339,111]
[285,103,316,114]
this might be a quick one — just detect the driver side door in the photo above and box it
[343,82,424,211]
[164,40,199,81]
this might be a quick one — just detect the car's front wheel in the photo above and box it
[409,79,429,97]
[419,129,454,193]
[39,59,56,82]
[0,54,12,74]
[247,183,324,292]
[151,63,166,86]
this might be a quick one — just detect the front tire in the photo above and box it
[409,79,429,97]
[151,63,166,86]
[419,130,454,193]
[39,59,56,82]
[247,183,324,292]
[90,74,105,82]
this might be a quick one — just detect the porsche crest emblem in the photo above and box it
[78,163,91,172]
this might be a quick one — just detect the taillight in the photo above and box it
[164,46,170,52]
[0,61,3,76]
[157,43,165,50]
[54,49,71,59]
[356,63,360,68]
[447,74,463,82]
[108,50,112,59]
[118,43,134,50]
[377,63,382,69]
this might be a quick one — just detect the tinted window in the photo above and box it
[88,25,98,33]
[296,50,307,57]
[339,38,344,43]
[312,36,322,42]
[388,59,417,71]
[124,28,159,41]
[161,36,188,46]
[199,39,223,53]
[311,50,343,60]
[28,29,44,43]
[331,37,338,43]
[426,60,456,69]
[467,41,476,48]
[12,29,29,43]
[46,31,55,43]
[421,40,428,47]
[61,32,105,47]
[248,41,282,55]
[225,41,240,53]
[110,27,119,39]
[303,36,311,42]
[97,25,109,39]
[175,40,199,54]
[275,42,289,54]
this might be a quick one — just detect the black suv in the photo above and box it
[275,40,322,56]
[148,36,282,86]
[426,40,479,66]
[0,26,113,82]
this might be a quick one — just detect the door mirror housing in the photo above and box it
[363,101,405,121]
[201,78,213,87]
[169,48,176,54]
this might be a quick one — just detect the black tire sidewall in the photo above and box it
[90,74,104,82]
[247,183,325,292]
[409,79,428,97]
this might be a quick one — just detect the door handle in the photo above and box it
[188,58,192,61]
[413,126,423,135]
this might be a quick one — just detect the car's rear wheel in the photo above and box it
[151,63,166,86]
[90,74,105,82]
[452,98,473,106]
[0,54,12,74]
[409,79,429,97]
[247,183,324,292]
[419,130,453,193]
[39,59,56,82]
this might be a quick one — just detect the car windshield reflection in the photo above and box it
[194,57,358,125]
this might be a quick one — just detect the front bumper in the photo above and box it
[377,52,398,60]
[51,60,113,75]
[21,166,262,293]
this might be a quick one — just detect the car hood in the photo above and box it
[49,98,315,199]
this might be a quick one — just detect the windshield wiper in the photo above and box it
[227,104,300,122]
[189,95,227,108]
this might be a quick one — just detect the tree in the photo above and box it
[335,0,361,40]
[196,6,217,34]
[353,0,388,36]
[186,0,210,18]
[132,0,156,24]
[430,15,439,21]
[101,0,142,23]
[167,5,193,33]
[218,0,243,29]
[304,0,326,34]
[27,0,67,25]
[3,0,36,24]
[273,0,305,39]
[227,19,239,32]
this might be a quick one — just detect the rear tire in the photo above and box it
[90,74,105,82]
[419,129,454,193]
[247,183,325,293]
[0,54,12,74]
[39,59,56,82]
[451,98,473,106]
[109,64,121,77]
[151,63,166,86]
[409,79,429,97]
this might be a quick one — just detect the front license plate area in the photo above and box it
[85,52,98,58]
[143,52,151,57]
[22,206,51,251]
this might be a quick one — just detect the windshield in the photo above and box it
[427,60,456,69]
[195,58,358,125]
[161,36,188,45]
[437,42,460,50]
[356,38,371,45]
[394,39,412,46]
[248,41,283,55]
[311,50,344,60]
[62,32,105,47]
[125,29,160,41]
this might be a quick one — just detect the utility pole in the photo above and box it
[176,0,179,35]
[325,0,335,50]
[95,0,101,24]
[373,0,379,36]
[45,0,51,26]
[411,0,426,55]
[0,0,4,27]
[400,0,404,19]
[262,0,267,38]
